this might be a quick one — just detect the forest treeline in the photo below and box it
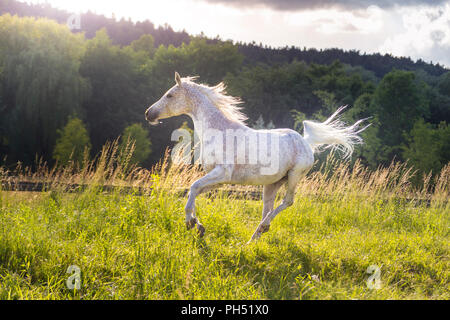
[1,0,448,77]
[0,0,449,182]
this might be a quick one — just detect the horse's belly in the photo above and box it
[229,164,289,185]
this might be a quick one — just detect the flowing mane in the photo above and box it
[182,77,248,124]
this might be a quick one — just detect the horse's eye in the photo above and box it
[167,93,173,98]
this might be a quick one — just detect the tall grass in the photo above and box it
[0,143,448,299]
[2,141,448,205]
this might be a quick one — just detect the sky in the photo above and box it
[25,0,450,68]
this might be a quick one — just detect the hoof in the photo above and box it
[248,224,270,244]
[197,224,205,237]
[259,224,270,234]
[186,218,197,230]
[249,230,262,243]
[248,232,261,244]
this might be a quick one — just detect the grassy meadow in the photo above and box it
[0,144,448,300]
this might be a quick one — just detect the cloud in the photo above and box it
[197,0,448,11]
[379,4,450,67]
[284,5,384,35]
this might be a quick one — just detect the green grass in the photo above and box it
[0,185,448,300]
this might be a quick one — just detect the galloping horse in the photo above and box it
[145,72,368,242]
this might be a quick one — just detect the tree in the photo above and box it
[80,29,151,154]
[131,34,155,57]
[53,117,91,166]
[119,123,152,166]
[0,14,88,164]
[437,72,450,96]
[150,37,244,86]
[371,70,429,163]
[402,119,450,178]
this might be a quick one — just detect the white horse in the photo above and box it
[145,72,368,242]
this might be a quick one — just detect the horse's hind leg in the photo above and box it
[249,166,308,242]
[262,177,287,220]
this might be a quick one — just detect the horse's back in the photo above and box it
[259,128,314,165]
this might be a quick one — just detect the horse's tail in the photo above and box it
[303,106,370,159]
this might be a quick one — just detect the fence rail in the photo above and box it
[0,179,263,200]
[1,179,444,207]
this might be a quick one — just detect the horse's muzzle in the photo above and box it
[145,108,159,125]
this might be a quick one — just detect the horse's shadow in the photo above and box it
[234,241,315,298]
[193,235,316,299]
[193,236,210,256]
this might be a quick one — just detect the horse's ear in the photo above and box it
[175,72,182,86]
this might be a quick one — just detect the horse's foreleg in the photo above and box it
[185,166,227,236]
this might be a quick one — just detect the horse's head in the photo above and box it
[145,72,191,125]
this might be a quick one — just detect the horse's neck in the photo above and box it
[188,96,247,138]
